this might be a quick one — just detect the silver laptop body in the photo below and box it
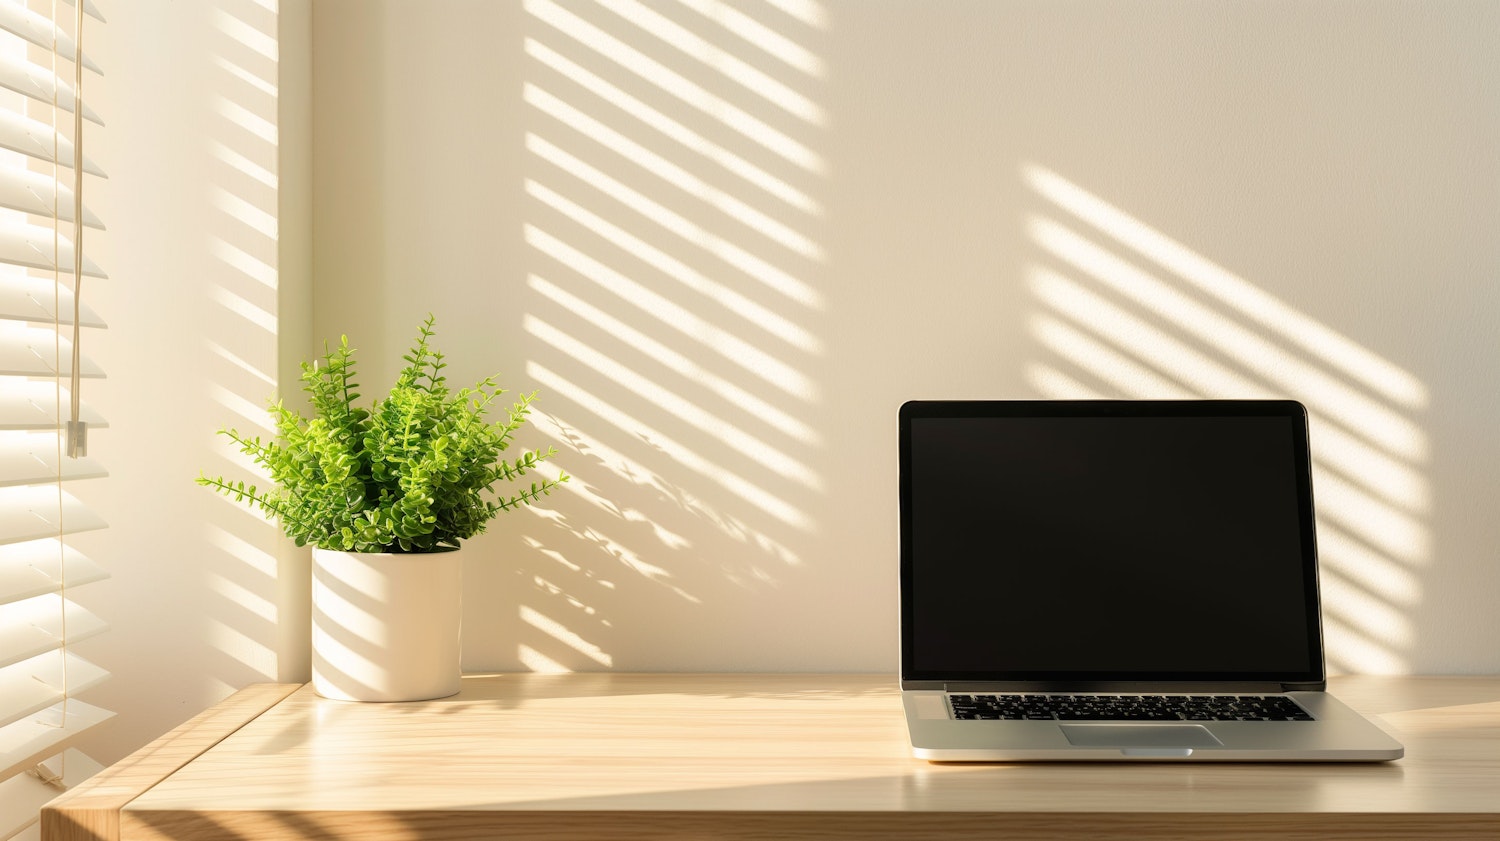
[898,400,1403,761]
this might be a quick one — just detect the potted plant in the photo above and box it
[198,316,567,701]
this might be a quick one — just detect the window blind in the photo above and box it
[0,1,110,839]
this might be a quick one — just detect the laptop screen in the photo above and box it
[899,400,1324,684]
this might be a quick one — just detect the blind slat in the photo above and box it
[0,594,106,670]
[0,226,107,277]
[0,329,105,378]
[0,2,102,76]
[0,650,108,731]
[0,277,106,329]
[0,53,103,126]
[0,768,50,841]
[0,111,105,176]
[0,382,106,430]
[0,169,104,228]
[0,541,105,607]
[0,443,106,487]
[0,486,106,546]
[1,749,103,841]
[0,699,112,785]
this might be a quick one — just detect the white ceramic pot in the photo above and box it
[311,547,463,702]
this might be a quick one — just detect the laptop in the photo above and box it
[899,399,1403,761]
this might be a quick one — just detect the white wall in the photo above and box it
[311,0,1500,677]
[70,0,1500,764]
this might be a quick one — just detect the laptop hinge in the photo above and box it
[1281,680,1326,692]
[934,680,1298,694]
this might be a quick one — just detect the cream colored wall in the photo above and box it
[70,0,311,765]
[310,0,1500,677]
[69,0,1500,765]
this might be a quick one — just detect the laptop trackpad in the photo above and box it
[1060,724,1222,749]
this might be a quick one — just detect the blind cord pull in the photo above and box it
[66,0,87,458]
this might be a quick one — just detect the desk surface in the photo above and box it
[44,674,1500,840]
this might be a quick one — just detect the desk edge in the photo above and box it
[40,682,304,841]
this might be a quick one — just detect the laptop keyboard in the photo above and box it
[949,693,1314,722]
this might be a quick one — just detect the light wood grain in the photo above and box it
[44,674,1500,840]
[40,683,300,841]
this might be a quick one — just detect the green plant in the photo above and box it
[198,316,567,553]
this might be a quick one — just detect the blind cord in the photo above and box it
[66,0,86,459]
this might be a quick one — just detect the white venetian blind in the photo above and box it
[0,1,111,838]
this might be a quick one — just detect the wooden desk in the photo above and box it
[43,674,1500,840]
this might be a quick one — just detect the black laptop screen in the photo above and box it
[899,401,1323,684]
